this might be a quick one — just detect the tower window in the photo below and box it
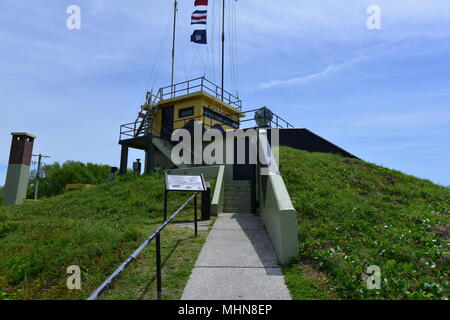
[179,107,194,118]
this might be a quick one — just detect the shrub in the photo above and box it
[27,161,110,199]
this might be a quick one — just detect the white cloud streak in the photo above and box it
[260,63,345,89]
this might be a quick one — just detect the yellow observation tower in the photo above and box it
[118,77,245,174]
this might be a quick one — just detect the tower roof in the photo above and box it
[11,132,36,139]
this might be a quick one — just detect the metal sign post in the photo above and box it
[194,193,198,236]
[201,182,211,221]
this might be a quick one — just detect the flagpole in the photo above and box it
[171,0,178,97]
[221,0,225,101]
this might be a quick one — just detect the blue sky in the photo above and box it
[0,0,449,186]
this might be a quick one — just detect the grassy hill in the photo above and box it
[280,147,450,300]
[0,172,211,300]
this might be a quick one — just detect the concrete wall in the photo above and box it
[3,164,30,205]
[257,129,298,264]
[259,172,299,264]
[211,165,225,216]
[153,147,177,170]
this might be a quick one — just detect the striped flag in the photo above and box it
[194,0,208,6]
[191,10,207,25]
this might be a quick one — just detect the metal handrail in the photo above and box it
[159,77,242,110]
[87,193,199,300]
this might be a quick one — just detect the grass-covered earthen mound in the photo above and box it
[281,147,449,300]
[0,172,208,300]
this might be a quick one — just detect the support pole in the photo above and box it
[119,145,128,175]
[164,190,168,222]
[34,154,42,200]
[144,137,155,174]
[221,0,225,101]
[194,193,198,237]
[32,153,50,200]
[156,233,162,300]
[201,183,211,221]
[171,0,178,97]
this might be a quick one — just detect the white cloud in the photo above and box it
[260,63,344,89]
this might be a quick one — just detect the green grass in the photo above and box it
[0,172,212,300]
[100,225,209,300]
[280,147,450,300]
[283,262,338,300]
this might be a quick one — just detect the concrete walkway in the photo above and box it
[181,213,292,300]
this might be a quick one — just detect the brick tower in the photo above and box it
[3,133,35,205]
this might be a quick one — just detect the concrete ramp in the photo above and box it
[181,213,292,300]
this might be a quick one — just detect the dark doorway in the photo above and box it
[233,164,253,180]
[161,106,174,140]
[232,135,257,213]
[232,135,254,180]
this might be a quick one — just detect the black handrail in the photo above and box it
[159,77,242,110]
[87,193,199,300]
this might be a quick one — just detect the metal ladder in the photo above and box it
[135,89,161,137]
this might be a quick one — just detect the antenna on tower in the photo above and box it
[171,0,178,97]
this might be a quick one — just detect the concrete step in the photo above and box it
[224,189,251,193]
[224,195,251,199]
[225,183,251,187]
[224,180,252,214]
[225,193,250,199]
[227,180,251,183]
[223,204,251,209]
[224,200,251,204]
[223,209,252,213]
[224,197,251,200]
[225,186,251,189]
[225,182,251,185]
[225,185,251,188]
[224,203,252,208]
[224,199,250,203]
[225,194,251,198]
[224,205,252,209]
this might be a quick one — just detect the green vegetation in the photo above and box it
[100,226,207,300]
[27,161,111,199]
[0,186,3,205]
[280,147,450,300]
[0,172,211,300]
[283,263,338,300]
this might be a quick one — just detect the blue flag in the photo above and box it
[191,30,207,44]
